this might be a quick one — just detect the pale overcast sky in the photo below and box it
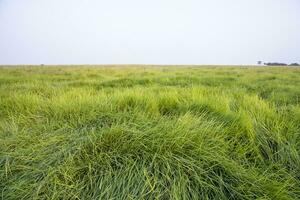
[0,0,299,65]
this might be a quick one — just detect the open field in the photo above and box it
[0,66,300,199]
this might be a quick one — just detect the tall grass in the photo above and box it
[0,66,300,199]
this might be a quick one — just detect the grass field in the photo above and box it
[0,66,300,199]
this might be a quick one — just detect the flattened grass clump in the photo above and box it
[0,66,300,199]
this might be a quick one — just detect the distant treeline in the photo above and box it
[263,62,299,66]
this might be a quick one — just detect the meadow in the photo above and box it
[0,65,300,199]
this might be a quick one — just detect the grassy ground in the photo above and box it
[0,66,300,199]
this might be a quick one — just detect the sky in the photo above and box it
[0,0,299,65]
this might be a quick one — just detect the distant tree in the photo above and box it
[289,63,299,66]
[264,62,287,66]
[257,61,262,65]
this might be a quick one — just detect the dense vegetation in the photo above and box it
[263,62,300,66]
[0,66,300,199]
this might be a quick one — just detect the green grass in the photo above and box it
[0,65,300,199]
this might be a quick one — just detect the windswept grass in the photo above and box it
[0,66,300,199]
